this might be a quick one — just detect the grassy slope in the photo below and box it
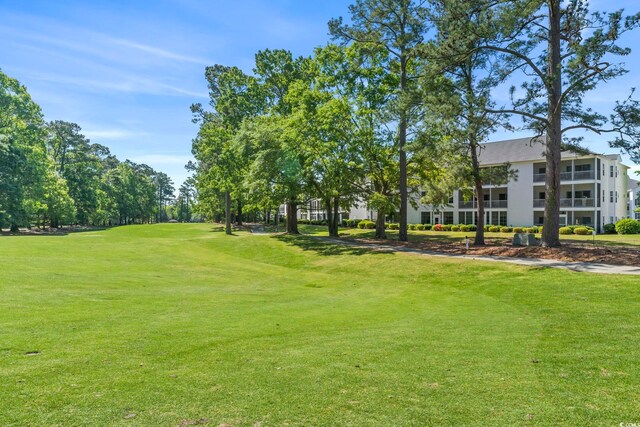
[1,223,639,426]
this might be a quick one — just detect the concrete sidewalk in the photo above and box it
[326,238,640,276]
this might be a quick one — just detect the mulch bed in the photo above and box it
[348,237,640,267]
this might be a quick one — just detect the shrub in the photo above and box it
[451,225,460,232]
[489,226,500,233]
[424,224,432,230]
[574,227,591,235]
[513,227,524,233]
[559,226,573,235]
[603,223,617,234]
[500,226,512,233]
[442,224,452,231]
[408,224,417,230]
[525,227,536,233]
[346,219,360,228]
[358,220,375,229]
[615,218,640,234]
[416,224,426,231]
[433,224,443,231]
[459,225,470,232]
[388,223,399,230]
[467,224,477,231]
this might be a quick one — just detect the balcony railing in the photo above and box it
[458,200,508,209]
[533,170,595,182]
[533,198,595,208]
[574,171,595,180]
[573,198,595,207]
[458,201,476,209]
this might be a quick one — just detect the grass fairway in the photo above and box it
[1,224,639,426]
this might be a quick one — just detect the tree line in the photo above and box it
[191,0,640,247]
[0,69,184,232]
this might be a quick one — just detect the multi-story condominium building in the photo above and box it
[403,137,630,232]
[295,137,633,232]
[629,178,640,220]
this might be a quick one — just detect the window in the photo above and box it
[610,191,614,203]
[458,211,474,225]
[420,211,431,225]
[577,216,593,225]
[565,165,572,172]
[616,191,618,203]
[448,196,454,204]
[491,211,507,226]
[539,192,546,200]
[483,194,490,201]
[575,164,591,171]
[498,193,507,201]
[575,190,591,198]
[610,165,614,177]
[603,190,605,202]
[538,167,546,174]
[443,212,454,224]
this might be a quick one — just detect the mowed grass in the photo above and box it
[1,224,639,426]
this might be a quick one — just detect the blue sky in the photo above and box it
[1,0,639,188]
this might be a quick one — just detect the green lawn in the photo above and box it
[1,224,639,426]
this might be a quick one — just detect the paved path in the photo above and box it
[325,238,640,276]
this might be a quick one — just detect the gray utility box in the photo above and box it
[512,233,538,246]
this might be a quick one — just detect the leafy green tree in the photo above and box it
[0,69,48,231]
[419,0,511,245]
[476,0,640,246]
[153,172,175,222]
[330,0,430,242]
[252,49,312,234]
[47,120,108,225]
[192,65,259,234]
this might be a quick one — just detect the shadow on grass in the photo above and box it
[273,233,394,257]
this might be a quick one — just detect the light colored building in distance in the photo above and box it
[407,137,630,232]
[629,178,640,220]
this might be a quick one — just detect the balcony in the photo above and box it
[533,170,595,182]
[574,171,595,180]
[533,198,595,208]
[459,201,476,209]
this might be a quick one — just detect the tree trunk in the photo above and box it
[332,196,340,237]
[286,200,299,234]
[326,197,339,238]
[471,142,485,246]
[236,199,243,226]
[225,191,232,235]
[375,210,387,239]
[325,198,334,236]
[542,0,562,247]
[398,55,408,242]
[10,223,18,233]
